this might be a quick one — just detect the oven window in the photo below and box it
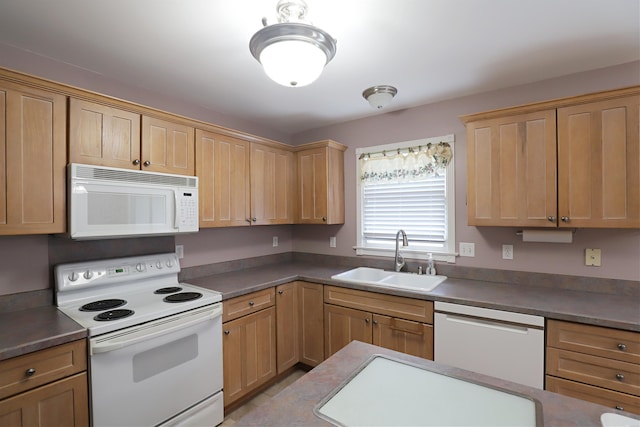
[132,334,198,382]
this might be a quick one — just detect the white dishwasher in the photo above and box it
[434,301,544,389]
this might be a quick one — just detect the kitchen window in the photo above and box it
[355,134,456,263]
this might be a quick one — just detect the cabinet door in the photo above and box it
[69,98,141,169]
[1,82,66,234]
[0,373,88,427]
[276,283,299,373]
[466,110,557,226]
[324,304,372,358]
[298,282,324,367]
[141,116,195,175]
[250,143,295,225]
[195,129,250,227]
[372,314,433,360]
[558,95,639,228]
[222,318,244,406]
[222,307,276,407]
[297,147,328,224]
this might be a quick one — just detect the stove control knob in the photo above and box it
[68,271,79,282]
[166,259,174,268]
[83,270,93,280]
[136,263,146,272]
[156,261,163,269]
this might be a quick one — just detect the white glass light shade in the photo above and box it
[366,92,394,109]
[260,39,327,87]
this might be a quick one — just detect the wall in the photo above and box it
[292,61,640,281]
[0,51,638,297]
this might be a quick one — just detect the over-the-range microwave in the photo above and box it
[68,163,198,240]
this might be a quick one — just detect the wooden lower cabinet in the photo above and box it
[324,304,373,358]
[276,282,299,373]
[222,306,276,407]
[372,314,433,360]
[298,282,325,367]
[0,373,88,427]
[0,340,88,427]
[546,319,640,414]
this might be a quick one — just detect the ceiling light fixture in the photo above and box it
[362,85,398,109]
[249,0,337,87]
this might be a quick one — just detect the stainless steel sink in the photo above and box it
[331,267,447,293]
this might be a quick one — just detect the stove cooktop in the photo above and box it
[55,253,222,336]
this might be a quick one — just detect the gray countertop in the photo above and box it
[0,305,87,361]
[1,260,637,362]
[234,340,640,427]
[187,261,640,332]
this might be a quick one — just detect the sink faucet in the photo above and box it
[394,230,408,272]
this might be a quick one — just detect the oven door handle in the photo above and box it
[90,304,222,356]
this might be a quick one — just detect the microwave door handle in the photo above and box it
[174,190,180,229]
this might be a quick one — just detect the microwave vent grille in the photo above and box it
[73,165,197,188]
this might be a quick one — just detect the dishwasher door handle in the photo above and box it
[441,313,532,334]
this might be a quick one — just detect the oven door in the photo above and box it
[89,304,223,427]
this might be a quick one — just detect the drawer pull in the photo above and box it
[25,368,36,377]
[249,301,254,306]
[615,405,624,411]
[617,343,627,351]
[615,373,625,381]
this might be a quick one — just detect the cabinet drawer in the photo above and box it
[546,375,640,414]
[547,348,640,396]
[547,320,640,364]
[324,286,433,323]
[0,340,87,400]
[223,288,275,322]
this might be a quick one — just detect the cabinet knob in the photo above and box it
[246,218,252,223]
[615,373,625,381]
[252,218,257,222]
[364,318,370,324]
[547,216,555,222]
[617,343,627,351]
[143,160,151,167]
[322,217,327,222]
[278,290,284,295]
[373,320,378,325]
[224,330,230,335]
[615,405,624,411]
[561,216,569,222]
[132,159,140,166]
[25,368,36,377]
[249,301,254,306]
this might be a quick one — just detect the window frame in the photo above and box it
[355,134,456,263]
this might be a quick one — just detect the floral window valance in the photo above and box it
[360,141,453,183]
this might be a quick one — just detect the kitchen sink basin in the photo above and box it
[331,267,447,293]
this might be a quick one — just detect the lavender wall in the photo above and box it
[0,50,638,297]
[291,61,640,281]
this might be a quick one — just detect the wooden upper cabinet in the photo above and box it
[557,95,639,228]
[195,129,250,227]
[142,116,195,175]
[463,86,639,229]
[69,98,141,169]
[0,81,66,234]
[466,110,557,227]
[250,142,296,225]
[295,140,346,224]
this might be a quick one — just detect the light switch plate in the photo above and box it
[330,236,337,248]
[585,248,601,266]
[272,236,278,247]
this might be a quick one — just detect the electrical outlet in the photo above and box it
[459,242,475,257]
[585,248,601,266]
[502,244,513,260]
[175,245,184,259]
[329,236,336,248]
[272,236,278,247]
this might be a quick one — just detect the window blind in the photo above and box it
[362,175,447,247]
